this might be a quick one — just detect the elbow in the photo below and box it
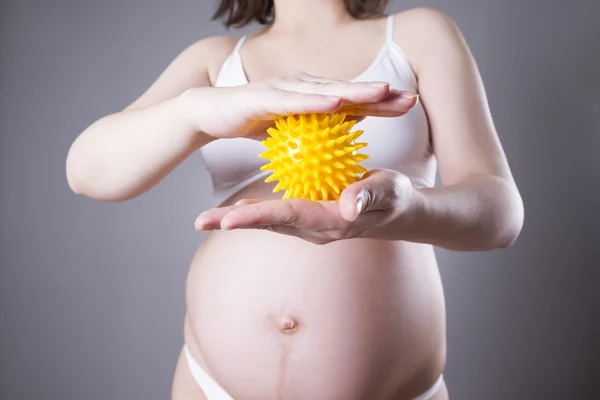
[66,173,86,197]
[66,170,104,200]
[66,171,133,202]
[65,144,91,197]
[65,147,131,202]
[493,181,525,249]
[66,117,142,202]
[495,222,523,249]
[66,151,90,197]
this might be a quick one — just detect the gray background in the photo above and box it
[1,0,598,399]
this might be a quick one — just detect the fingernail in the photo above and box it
[327,95,342,102]
[400,91,419,99]
[355,194,365,218]
[369,81,390,88]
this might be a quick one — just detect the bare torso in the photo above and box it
[173,181,448,399]
[172,13,449,400]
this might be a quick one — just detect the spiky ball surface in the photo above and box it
[260,113,369,201]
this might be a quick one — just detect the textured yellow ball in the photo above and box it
[259,113,369,201]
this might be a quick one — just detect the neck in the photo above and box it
[270,0,352,33]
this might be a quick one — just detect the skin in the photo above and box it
[66,1,524,399]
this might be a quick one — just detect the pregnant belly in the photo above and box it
[185,229,446,400]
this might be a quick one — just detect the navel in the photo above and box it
[272,313,301,399]
[278,316,299,333]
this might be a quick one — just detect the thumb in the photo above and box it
[338,169,398,221]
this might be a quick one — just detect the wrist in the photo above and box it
[177,87,217,145]
[403,187,427,231]
[381,183,428,240]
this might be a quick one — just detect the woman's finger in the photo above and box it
[345,115,367,124]
[340,90,419,117]
[238,224,334,245]
[234,199,264,206]
[195,205,244,230]
[340,108,409,118]
[272,78,392,106]
[258,89,344,118]
[292,71,346,84]
[219,199,342,231]
[195,199,268,230]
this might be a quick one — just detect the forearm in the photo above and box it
[66,93,211,201]
[387,175,524,250]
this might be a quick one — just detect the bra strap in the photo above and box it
[386,14,395,43]
[232,35,247,55]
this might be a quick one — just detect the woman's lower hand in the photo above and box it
[183,72,419,140]
[194,169,418,245]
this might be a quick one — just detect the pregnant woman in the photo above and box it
[66,0,524,399]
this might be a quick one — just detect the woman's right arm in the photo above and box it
[65,37,231,201]
[66,36,417,202]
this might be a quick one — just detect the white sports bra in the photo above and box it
[200,15,437,205]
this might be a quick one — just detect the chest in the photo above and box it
[201,42,436,193]
[200,98,432,189]
[240,19,389,79]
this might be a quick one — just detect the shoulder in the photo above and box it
[392,7,461,39]
[389,8,469,74]
[190,35,240,55]
[176,35,241,85]
[123,35,242,110]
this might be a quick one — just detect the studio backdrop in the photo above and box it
[0,0,598,399]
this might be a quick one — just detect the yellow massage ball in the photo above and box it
[259,112,369,201]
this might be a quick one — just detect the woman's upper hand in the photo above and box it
[182,72,419,140]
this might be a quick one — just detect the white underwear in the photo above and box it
[183,345,443,400]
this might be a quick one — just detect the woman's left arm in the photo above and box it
[376,8,524,250]
[195,9,524,250]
